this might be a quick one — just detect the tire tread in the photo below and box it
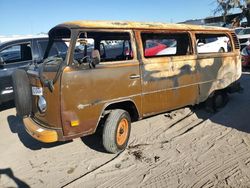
[12,69,32,117]
[103,109,131,153]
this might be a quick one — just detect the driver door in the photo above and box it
[60,30,142,136]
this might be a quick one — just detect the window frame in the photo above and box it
[0,41,33,65]
[73,29,137,65]
[140,30,194,59]
[195,32,232,55]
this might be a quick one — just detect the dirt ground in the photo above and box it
[1,72,250,188]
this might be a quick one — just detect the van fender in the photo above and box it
[93,99,140,134]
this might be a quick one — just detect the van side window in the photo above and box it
[141,32,192,58]
[195,34,231,54]
[74,32,133,64]
[0,43,32,64]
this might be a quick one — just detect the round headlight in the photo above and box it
[38,96,47,113]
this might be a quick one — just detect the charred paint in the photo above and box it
[60,20,229,32]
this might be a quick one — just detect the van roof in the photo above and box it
[55,20,230,31]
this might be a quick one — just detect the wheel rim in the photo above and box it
[116,118,129,146]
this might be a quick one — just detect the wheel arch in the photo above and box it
[94,99,140,134]
[104,100,140,122]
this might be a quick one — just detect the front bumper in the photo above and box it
[0,88,14,104]
[23,117,59,143]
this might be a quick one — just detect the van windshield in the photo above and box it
[39,39,69,60]
[38,28,71,88]
[43,28,71,64]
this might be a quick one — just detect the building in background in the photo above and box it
[181,13,244,28]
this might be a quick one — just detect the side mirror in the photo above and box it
[0,57,4,65]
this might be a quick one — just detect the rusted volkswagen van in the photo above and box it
[12,21,241,153]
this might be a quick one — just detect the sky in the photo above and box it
[0,0,241,36]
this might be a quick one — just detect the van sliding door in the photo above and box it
[137,31,199,117]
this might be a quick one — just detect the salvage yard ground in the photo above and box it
[1,72,250,188]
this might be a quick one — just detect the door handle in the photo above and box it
[129,74,140,79]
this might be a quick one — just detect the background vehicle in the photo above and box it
[237,27,250,50]
[157,36,229,55]
[0,37,67,105]
[234,27,244,35]
[241,44,250,67]
[144,41,167,56]
[196,36,229,53]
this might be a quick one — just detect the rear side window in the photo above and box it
[196,34,231,54]
[0,43,32,64]
[141,32,192,57]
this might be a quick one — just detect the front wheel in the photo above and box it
[12,69,32,117]
[102,109,131,153]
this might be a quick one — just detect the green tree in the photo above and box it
[214,0,250,26]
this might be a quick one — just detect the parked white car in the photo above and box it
[234,27,244,35]
[237,27,250,50]
[197,36,228,53]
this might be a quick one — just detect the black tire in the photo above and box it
[205,91,228,112]
[213,91,228,109]
[12,69,32,117]
[102,109,131,154]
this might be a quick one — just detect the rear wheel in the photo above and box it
[205,90,228,112]
[213,91,228,109]
[102,109,131,153]
[12,69,32,117]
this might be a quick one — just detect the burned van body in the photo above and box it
[12,21,241,153]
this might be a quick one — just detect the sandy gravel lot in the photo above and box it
[1,73,250,188]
